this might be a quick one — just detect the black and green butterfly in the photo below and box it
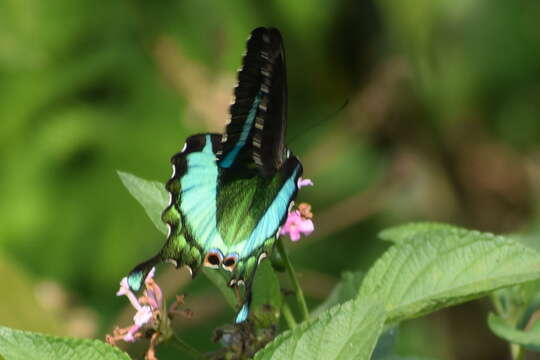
[127,27,303,323]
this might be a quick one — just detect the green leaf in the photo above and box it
[378,222,460,244]
[254,298,385,360]
[370,327,437,360]
[360,222,540,323]
[202,268,237,308]
[0,326,130,360]
[488,313,540,352]
[117,170,169,235]
[370,327,398,360]
[251,261,283,326]
[312,271,364,316]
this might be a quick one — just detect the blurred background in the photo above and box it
[1,0,540,359]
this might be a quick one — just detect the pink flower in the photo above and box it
[116,278,141,310]
[134,305,153,326]
[280,209,314,242]
[280,178,315,242]
[122,325,139,343]
[297,177,314,189]
[115,268,161,342]
[107,275,192,360]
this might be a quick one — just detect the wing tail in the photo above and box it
[127,254,162,292]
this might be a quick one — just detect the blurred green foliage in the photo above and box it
[1,1,540,359]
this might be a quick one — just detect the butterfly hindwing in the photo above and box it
[218,155,302,257]
[128,134,222,290]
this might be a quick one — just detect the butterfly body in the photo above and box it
[128,27,300,323]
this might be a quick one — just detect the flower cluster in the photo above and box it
[112,268,162,343]
[280,177,315,242]
[106,268,191,360]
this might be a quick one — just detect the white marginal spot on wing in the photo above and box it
[181,143,187,152]
[253,153,263,165]
[166,259,178,267]
[167,224,172,237]
[185,266,193,276]
[255,117,264,130]
[258,252,267,265]
[253,136,262,148]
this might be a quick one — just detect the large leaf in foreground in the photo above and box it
[254,298,385,360]
[360,222,540,323]
[312,271,364,316]
[0,326,130,360]
[488,313,540,352]
[378,222,460,244]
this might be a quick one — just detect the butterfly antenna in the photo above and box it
[288,98,349,144]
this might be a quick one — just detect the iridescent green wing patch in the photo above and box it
[218,157,301,257]
[216,168,287,246]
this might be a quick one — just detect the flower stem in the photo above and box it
[276,238,309,322]
[281,302,297,329]
[511,344,524,360]
[172,333,204,359]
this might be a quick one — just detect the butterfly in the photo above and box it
[126,27,303,323]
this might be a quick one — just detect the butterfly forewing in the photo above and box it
[218,27,288,176]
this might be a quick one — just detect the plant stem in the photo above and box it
[276,238,309,322]
[281,302,298,329]
[172,333,204,359]
[511,343,524,360]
